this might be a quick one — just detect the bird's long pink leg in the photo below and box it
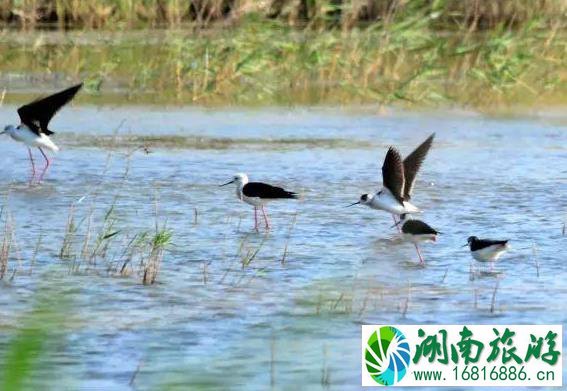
[261,205,271,229]
[27,147,36,185]
[414,243,425,265]
[254,207,258,231]
[392,214,401,233]
[37,147,51,183]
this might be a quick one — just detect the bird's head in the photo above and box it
[346,193,372,207]
[220,173,248,187]
[359,193,373,205]
[464,236,478,247]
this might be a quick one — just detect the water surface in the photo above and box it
[0,106,566,389]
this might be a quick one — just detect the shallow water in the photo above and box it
[0,105,566,389]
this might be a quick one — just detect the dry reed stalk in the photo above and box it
[321,343,330,388]
[441,267,449,283]
[202,262,208,284]
[0,215,13,280]
[281,212,297,265]
[59,204,76,261]
[9,226,23,281]
[29,233,42,275]
[532,243,540,278]
[473,288,478,309]
[490,281,499,313]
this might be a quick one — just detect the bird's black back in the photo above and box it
[469,238,508,251]
[17,83,83,136]
[243,182,297,199]
[402,219,438,235]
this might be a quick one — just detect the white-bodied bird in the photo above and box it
[348,134,435,229]
[0,83,83,184]
[465,236,509,270]
[221,173,298,230]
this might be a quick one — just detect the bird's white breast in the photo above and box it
[369,191,419,214]
[403,233,437,244]
[7,125,59,152]
[241,195,265,207]
[236,185,265,207]
[471,245,507,262]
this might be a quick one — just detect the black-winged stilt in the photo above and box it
[465,236,509,269]
[397,213,439,265]
[0,83,83,184]
[221,173,298,230]
[347,134,435,230]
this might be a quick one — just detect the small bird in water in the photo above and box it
[0,83,83,184]
[465,236,509,270]
[221,173,298,230]
[348,134,435,231]
[397,214,439,265]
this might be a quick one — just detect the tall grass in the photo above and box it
[0,2,564,108]
[0,1,564,31]
[57,191,172,284]
[1,14,564,109]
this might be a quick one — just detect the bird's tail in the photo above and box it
[287,191,299,199]
[39,134,60,152]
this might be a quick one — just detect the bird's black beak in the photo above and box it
[220,180,235,187]
[461,243,469,248]
[390,221,401,229]
[345,201,360,207]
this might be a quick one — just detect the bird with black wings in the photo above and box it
[1,83,82,184]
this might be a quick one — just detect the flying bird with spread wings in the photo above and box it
[347,134,435,230]
[1,83,83,185]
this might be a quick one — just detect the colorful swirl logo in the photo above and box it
[364,326,411,386]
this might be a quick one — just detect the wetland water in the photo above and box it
[0,105,566,389]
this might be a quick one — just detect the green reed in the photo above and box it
[0,2,564,109]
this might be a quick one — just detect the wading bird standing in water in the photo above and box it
[0,83,83,185]
[396,214,439,265]
[221,173,298,230]
[465,236,509,271]
[348,134,435,231]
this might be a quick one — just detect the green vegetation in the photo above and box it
[0,1,564,31]
[0,285,73,390]
[56,175,173,285]
[0,1,565,109]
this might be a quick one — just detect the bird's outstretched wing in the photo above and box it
[17,83,83,136]
[381,147,405,205]
[403,133,434,200]
[243,182,298,199]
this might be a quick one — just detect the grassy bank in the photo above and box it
[0,0,565,31]
[0,1,565,109]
